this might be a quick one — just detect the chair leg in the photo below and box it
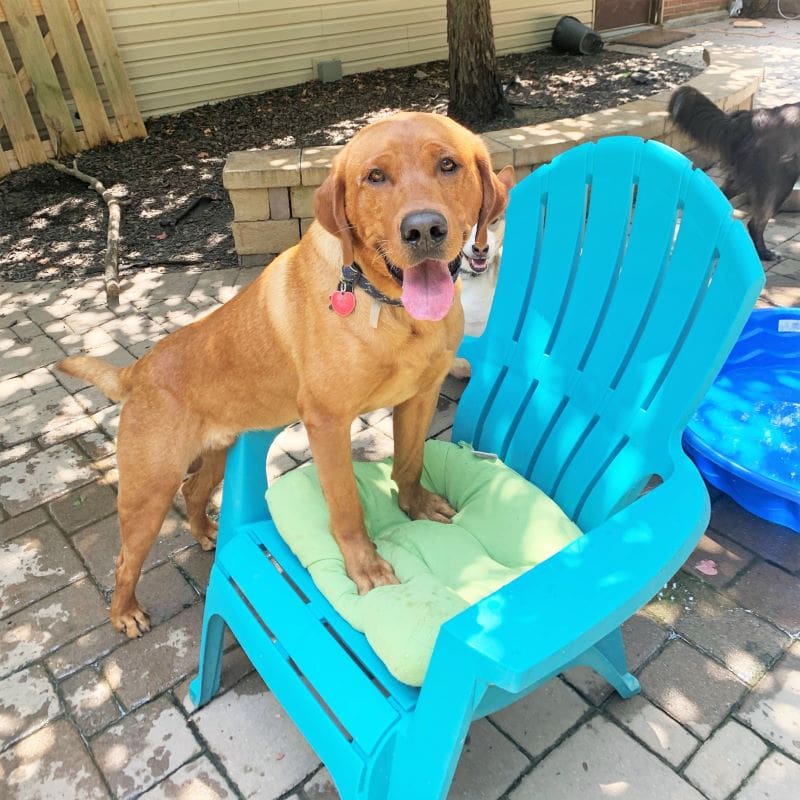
[386,667,482,800]
[580,626,640,699]
[189,604,227,708]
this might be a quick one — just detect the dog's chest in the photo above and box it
[460,272,497,338]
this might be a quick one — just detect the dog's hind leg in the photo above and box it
[746,156,797,260]
[181,448,227,550]
[112,397,197,637]
[748,215,774,261]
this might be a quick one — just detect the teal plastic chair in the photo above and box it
[190,137,764,799]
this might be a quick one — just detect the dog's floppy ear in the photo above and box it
[474,160,515,250]
[314,157,354,265]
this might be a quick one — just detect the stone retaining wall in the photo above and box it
[224,48,764,266]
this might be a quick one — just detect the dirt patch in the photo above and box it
[0,48,697,283]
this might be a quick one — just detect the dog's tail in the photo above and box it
[57,356,131,403]
[668,86,731,153]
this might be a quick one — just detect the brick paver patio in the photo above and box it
[2,16,800,800]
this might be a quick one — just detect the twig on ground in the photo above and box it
[47,157,121,303]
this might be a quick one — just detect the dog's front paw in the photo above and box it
[192,516,218,551]
[344,545,399,595]
[758,248,778,262]
[111,601,151,638]
[449,357,472,380]
[400,487,456,524]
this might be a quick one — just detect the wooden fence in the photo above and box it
[0,0,145,176]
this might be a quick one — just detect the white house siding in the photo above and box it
[105,0,593,117]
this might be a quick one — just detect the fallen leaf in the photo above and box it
[156,232,167,240]
[694,559,718,576]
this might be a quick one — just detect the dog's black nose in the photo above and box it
[471,242,489,258]
[400,210,448,249]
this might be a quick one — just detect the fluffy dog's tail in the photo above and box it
[668,86,731,152]
[57,356,131,403]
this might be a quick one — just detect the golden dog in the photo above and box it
[58,112,510,637]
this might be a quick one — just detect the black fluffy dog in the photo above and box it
[668,86,800,260]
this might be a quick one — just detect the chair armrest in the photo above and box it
[439,448,710,693]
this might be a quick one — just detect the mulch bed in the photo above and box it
[0,48,697,283]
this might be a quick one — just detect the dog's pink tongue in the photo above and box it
[401,259,454,321]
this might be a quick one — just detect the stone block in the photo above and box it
[350,424,395,463]
[0,579,107,680]
[300,145,342,185]
[290,185,316,219]
[46,622,121,679]
[72,510,194,592]
[0,374,32,407]
[92,695,202,797]
[268,186,291,219]
[48,482,117,534]
[232,220,300,256]
[493,678,589,759]
[0,525,87,617]
[737,641,800,760]
[761,273,800,307]
[712,496,800,572]
[300,217,315,235]
[0,507,48,544]
[61,667,122,737]
[645,572,789,685]
[509,717,704,800]
[727,560,800,635]
[0,334,65,381]
[638,639,746,739]
[0,443,96,516]
[454,718,532,797]
[0,440,38,470]
[101,603,206,709]
[0,665,61,749]
[0,719,108,799]
[736,752,800,800]
[683,719,768,800]
[139,756,234,799]
[223,149,302,189]
[481,133,514,170]
[237,253,275,268]
[228,188,269,221]
[606,694,699,767]
[681,529,756,589]
[193,672,318,798]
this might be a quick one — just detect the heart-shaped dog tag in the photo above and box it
[330,289,356,317]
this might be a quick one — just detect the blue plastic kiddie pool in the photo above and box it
[684,307,800,533]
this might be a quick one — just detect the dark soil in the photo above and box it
[0,48,697,283]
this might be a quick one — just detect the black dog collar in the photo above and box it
[329,258,461,317]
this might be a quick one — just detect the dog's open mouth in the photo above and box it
[465,256,489,274]
[380,253,460,321]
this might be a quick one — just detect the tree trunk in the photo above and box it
[447,0,512,125]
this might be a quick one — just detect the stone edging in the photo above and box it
[224,48,764,266]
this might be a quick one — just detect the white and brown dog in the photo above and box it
[450,165,514,379]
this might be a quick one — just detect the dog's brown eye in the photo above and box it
[367,168,385,184]
[440,158,458,173]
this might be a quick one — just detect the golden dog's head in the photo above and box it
[314,112,511,321]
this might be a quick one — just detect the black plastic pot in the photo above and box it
[551,15,604,55]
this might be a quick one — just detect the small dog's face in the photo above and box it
[314,113,510,321]
[461,217,505,275]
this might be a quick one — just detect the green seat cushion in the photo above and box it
[266,440,582,686]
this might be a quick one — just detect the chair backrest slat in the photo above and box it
[453,137,764,530]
